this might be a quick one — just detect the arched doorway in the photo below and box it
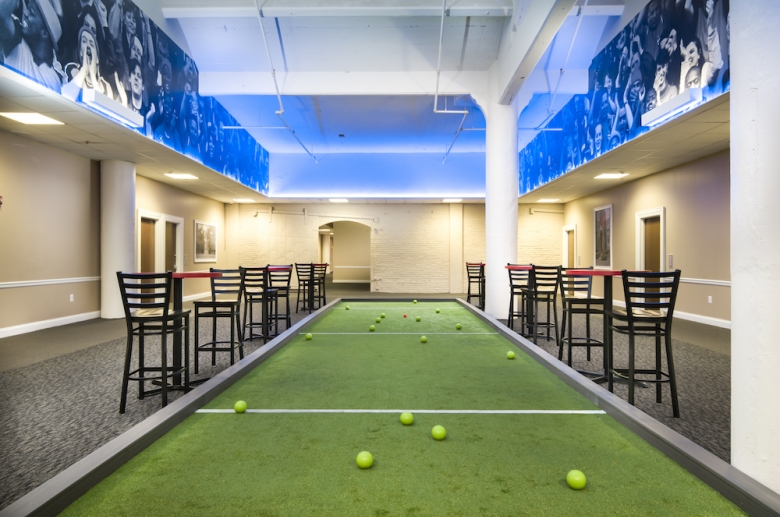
[318,220,371,292]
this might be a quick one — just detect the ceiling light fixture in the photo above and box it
[0,112,63,125]
[537,199,560,203]
[329,198,349,203]
[642,87,702,128]
[595,173,629,179]
[165,173,199,180]
[81,89,144,128]
[233,198,255,203]
[443,198,462,203]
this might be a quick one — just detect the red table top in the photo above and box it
[505,265,532,270]
[565,269,623,276]
[172,271,223,279]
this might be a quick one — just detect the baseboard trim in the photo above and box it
[332,280,371,284]
[611,300,731,329]
[0,311,101,339]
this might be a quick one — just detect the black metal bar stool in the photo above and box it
[606,270,682,417]
[466,262,485,310]
[521,265,562,344]
[313,263,328,309]
[295,263,313,313]
[116,271,190,414]
[268,265,293,332]
[507,264,530,331]
[193,268,244,374]
[242,266,279,342]
[558,269,605,371]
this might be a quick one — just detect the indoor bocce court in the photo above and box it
[1,0,778,515]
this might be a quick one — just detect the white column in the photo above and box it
[483,98,519,318]
[449,203,464,294]
[100,160,136,319]
[731,0,780,492]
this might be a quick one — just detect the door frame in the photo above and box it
[635,207,666,271]
[562,224,577,268]
[137,209,184,272]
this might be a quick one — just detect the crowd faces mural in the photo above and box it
[519,0,729,194]
[0,0,269,194]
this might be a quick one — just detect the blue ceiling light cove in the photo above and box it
[519,0,730,195]
[1,0,269,194]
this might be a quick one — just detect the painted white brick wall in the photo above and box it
[232,202,562,294]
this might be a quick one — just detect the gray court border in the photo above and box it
[2,297,779,516]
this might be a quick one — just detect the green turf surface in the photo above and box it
[62,301,744,516]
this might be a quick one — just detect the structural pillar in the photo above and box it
[483,97,519,319]
[731,0,780,493]
[100,160,136,319]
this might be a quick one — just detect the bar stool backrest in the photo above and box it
[621,270,681,326]
[116,271,172,320]
[242,266,269,294]
[560,267,593,298]
[466,262,485,279]
[507,263,530,288]
[295,263,313,287]
[268,265,293,288]
[209,268,244,302]
[313,263,328,280]
[530,265,561,293]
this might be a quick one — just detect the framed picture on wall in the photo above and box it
[594,205,612,269]
[194,221,217,263]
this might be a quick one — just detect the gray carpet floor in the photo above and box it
[0,286,731,510]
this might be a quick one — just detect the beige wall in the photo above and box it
[564,150,731,323]
[135,175,230,298]
[332,221,371,283]
[0,130,100,329]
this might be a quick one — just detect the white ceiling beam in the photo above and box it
[199,71,486,97]
[492,0,578,105]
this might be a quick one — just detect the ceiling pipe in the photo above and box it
[539,0,589,130]
[434,0,469,163]
[253,0,317,162]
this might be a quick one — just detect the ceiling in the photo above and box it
[0,0,731,204]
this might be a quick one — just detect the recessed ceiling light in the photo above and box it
[0,112,63,125]
[537,198,560,203]
[233,198,255,203]
[595,173,629,179]
[443,198,462,203]
[165,172,198,180]
[329,198,349,203]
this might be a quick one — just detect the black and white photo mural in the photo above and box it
[0,0,269,194]
[519,0,729,195]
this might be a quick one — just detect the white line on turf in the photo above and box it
[196,409,606,415]
[298,332,498,335]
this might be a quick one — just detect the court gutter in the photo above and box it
[3,297,779,517]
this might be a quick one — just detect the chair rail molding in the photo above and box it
[0,277,100,289]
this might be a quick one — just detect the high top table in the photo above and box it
[564,269,623,389]
[172,271,222,387]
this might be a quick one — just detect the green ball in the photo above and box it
[234,400,247,413]
[345,306,350,310]
[376,317,381,323]
[507,351,515,360]
[416,316,421,322]
[369,325,376,331]
[356,451,374,469]
[566,470,587,490]
[455,323,462,330]
[400,412,414,425]
[305,333,312,340]
[420,336,428,343]
[381,313,386,318]
[431,425,447,440]
[413,300,418,304]
[435,309,440,313]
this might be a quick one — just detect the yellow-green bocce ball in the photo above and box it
[356,451,374,469]
[381,313,386,318]
[431,425,447,440]
[420,336,428,343]
[436,308,440,313]
[376,317,381,323]
[369,325,376,331]
[400,412,414,425]
[305,333,312,340]
[416,316,421,322]
[234,400,247,413]
[456,323,462,330]
[566,470,587,490]
[507,351,515,359]
[413,299,418,304]
[345,305,350,310]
